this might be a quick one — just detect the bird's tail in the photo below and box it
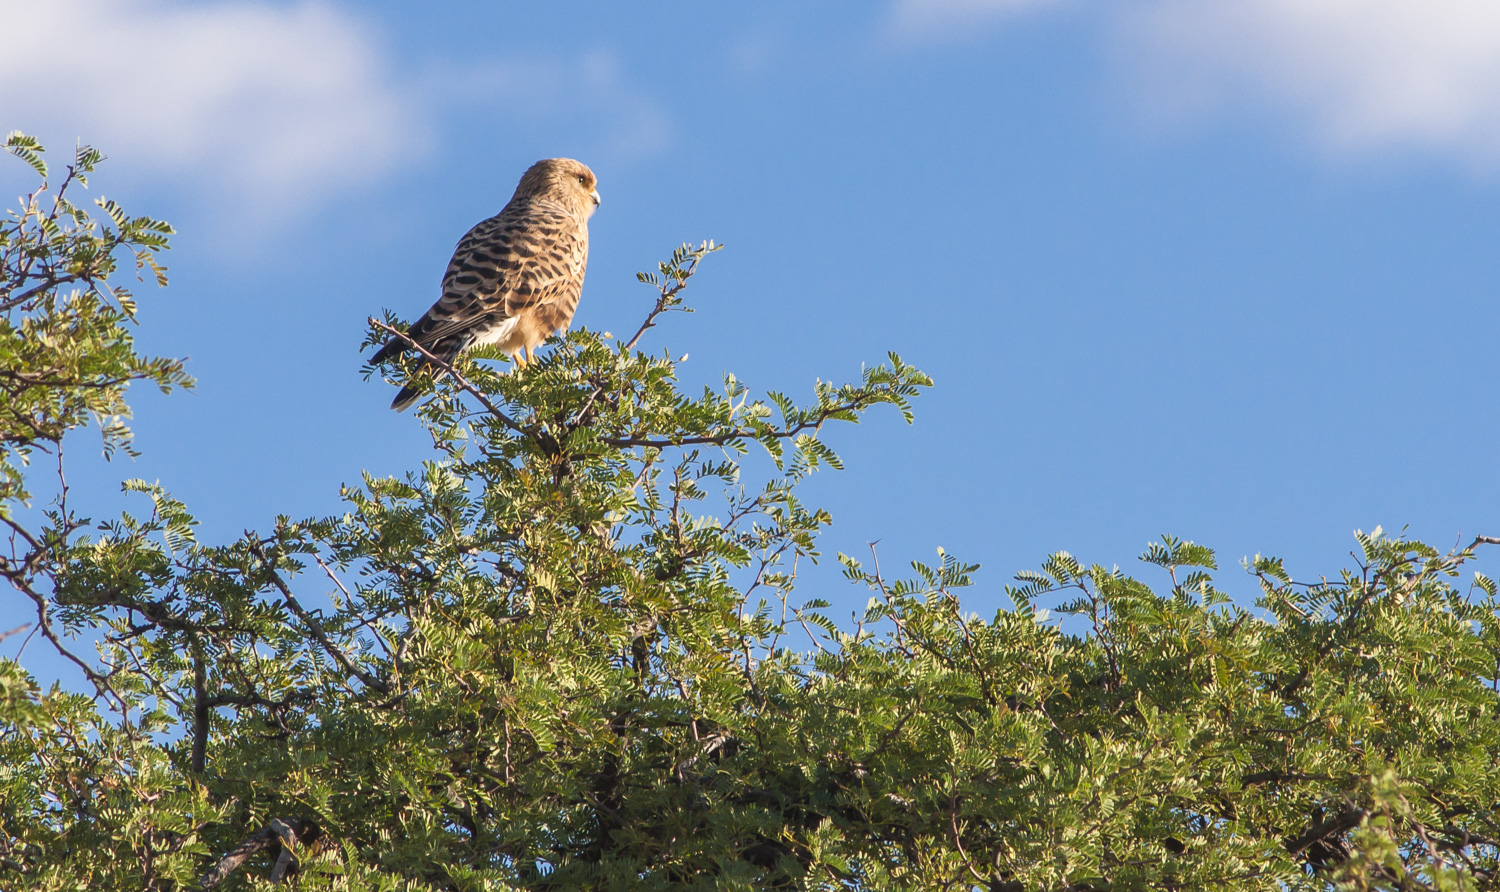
[390,383,424,412]
[373,331,466,411]
[388,360,450,411]
[369,338,405,366]
[371,334,428,411]
[370,338,423,410]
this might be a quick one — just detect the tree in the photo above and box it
[2,136,1498,892]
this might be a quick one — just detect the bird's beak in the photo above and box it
[590,189,602,207]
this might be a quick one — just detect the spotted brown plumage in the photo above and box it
[372,158,600,410]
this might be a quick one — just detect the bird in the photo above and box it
[372,158,601,410]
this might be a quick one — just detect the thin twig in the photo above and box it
[564,253,705,434]
[950,796,989,886]
[623,255,703,353]
[313,552,393,660]
[248,540,390,695]
[601,400,863,450]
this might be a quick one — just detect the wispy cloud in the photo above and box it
[435,51,673,164]
[1118,0,1500,167]
[0,1,675,221]
[886,0,1067,41]
[0,0,420,213]
[883,0,1500,169]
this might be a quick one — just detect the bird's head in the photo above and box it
[516,158,601,218]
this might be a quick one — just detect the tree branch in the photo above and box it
[623,251,705,352]
[191,646,208,775]
[268,819,301,884]
[601,401,861,450]
[248,540,390,695]
[368,318,530,438]
[565,244,712,433]
[1284,806,1363,858]
[200,817,317,889]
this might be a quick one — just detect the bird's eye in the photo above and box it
[577,174,589,186]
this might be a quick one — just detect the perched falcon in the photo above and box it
[372,158,600,410]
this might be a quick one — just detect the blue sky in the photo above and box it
[5,0,1500,656]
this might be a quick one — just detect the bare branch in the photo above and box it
[201,827,278,889]
[200,817,317,890]
[191,648,208,775]
[268,819,300,884]
[623,250,707,352]
[248,540,390,695]
[1284,806,1363,858]
[601,400,863,450]
[368,318,530,438]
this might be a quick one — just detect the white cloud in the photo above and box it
[0,0,419,212]
[1118,0,1500,167]
[887,0,1067,40]
[883,0,1500,168]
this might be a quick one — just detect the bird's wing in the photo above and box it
[404,206,587,355]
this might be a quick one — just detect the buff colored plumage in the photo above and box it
[373,158,600,410]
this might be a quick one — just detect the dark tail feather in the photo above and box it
[373,334,423,410]
[390,383,422,412]
[369,338,405,366]
[389,357,452,411]
[376,331,459,411]
[375,338,420,410]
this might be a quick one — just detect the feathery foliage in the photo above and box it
[3,138,1498,892]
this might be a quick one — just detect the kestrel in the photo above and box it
[372,158,601,410]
